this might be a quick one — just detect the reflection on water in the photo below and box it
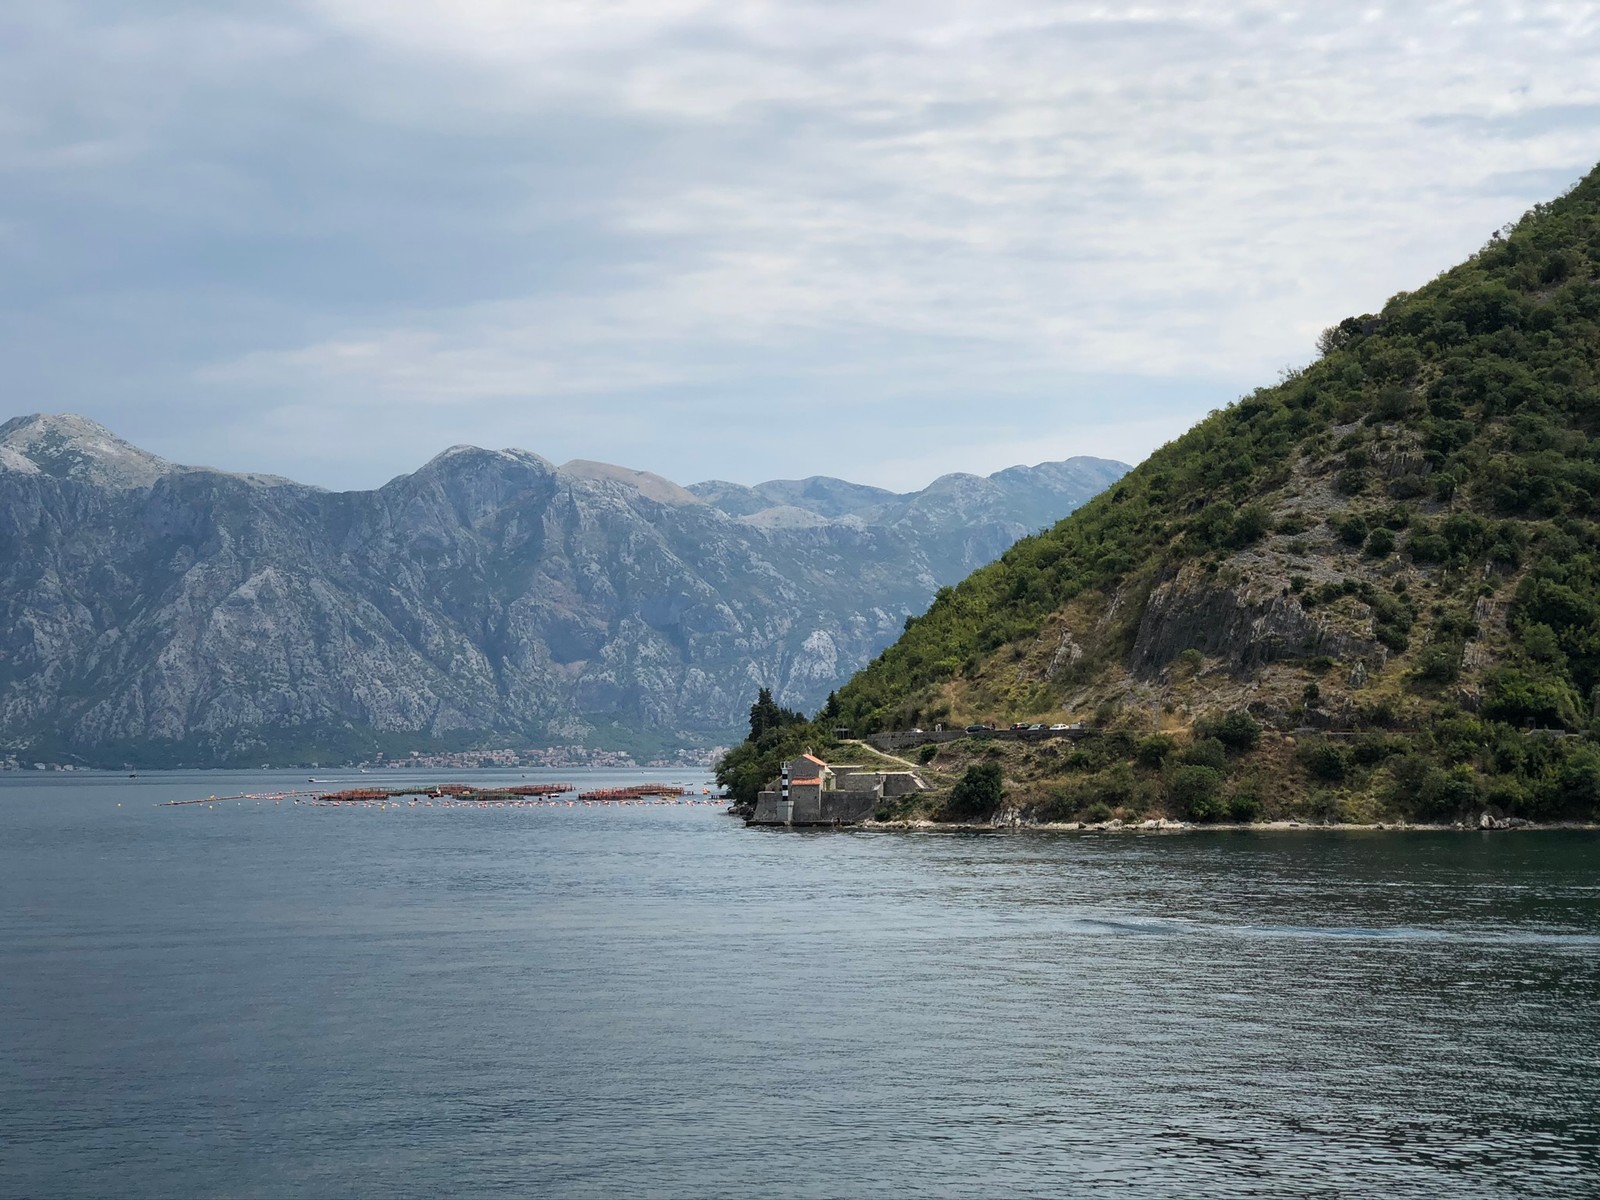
[2,770,1597,1198]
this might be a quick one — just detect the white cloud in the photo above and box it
[4,1,1600,488]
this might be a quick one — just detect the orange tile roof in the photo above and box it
[790,777,821,785]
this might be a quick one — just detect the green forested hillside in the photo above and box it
[721,163,1600,824]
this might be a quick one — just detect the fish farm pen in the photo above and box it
[161,782,719,809]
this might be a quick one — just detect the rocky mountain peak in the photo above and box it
[417,444,555,475]
[0,413,174,489]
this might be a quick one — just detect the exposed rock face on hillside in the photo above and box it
[1128,567,1343,677]
[0,414,1126,764]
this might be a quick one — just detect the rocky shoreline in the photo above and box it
[861,814,1600,834]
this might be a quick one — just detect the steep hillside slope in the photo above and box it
[725,163,1600,824]
[0,417,1126,766]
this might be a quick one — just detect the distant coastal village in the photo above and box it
[0,745,729,773]
[380,745,728,772]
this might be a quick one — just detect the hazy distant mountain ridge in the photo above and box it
[0,415,1128,765]
[690,458,1127,530]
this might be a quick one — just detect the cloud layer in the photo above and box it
[3,1,1597,488]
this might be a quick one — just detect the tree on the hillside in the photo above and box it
[716,687,814,807]
[748,687,805,743]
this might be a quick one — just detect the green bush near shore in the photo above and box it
[944,763,1003,819]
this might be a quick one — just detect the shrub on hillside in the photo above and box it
[1085,762,1139,810]
[1375,624,1411,653]
[1351,733,1408,766]
[1406,528,1450,563]
[946,763,1003,818]
[1336,467,1369,496]
[1383,755,1482,820]
[1559,746,1600,811]
[1227,787,1264,823]
[1414,643,1462,683]
[1298,741,1351,782]
[1168,765,1225,820]
[1333,513,1370,545]
[1181,737,1228,770]
[1227,503,1273,548]
[1198,710,1262,754]
[1135,734,1176,767]
[1033,783,1082,823]
[1482,667,1582,728]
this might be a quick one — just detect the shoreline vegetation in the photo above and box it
[720,697,1600,831]
[855,816,1600,833]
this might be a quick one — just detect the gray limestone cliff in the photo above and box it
[0,414,1127,763]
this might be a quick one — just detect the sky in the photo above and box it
[3,2,1598,492]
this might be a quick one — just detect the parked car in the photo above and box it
[964,724,988,734]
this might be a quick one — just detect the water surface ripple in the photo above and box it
[2,771,1597,1198]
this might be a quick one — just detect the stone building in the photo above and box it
[748,751,929,826]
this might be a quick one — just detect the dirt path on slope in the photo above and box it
[837,739,960,786]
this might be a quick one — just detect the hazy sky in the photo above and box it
[4,2,1598,490]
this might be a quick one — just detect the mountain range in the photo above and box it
[0,413,1126,766]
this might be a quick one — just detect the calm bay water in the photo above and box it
[2,769,1597,1198]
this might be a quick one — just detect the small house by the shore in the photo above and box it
[748,751,928,826]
